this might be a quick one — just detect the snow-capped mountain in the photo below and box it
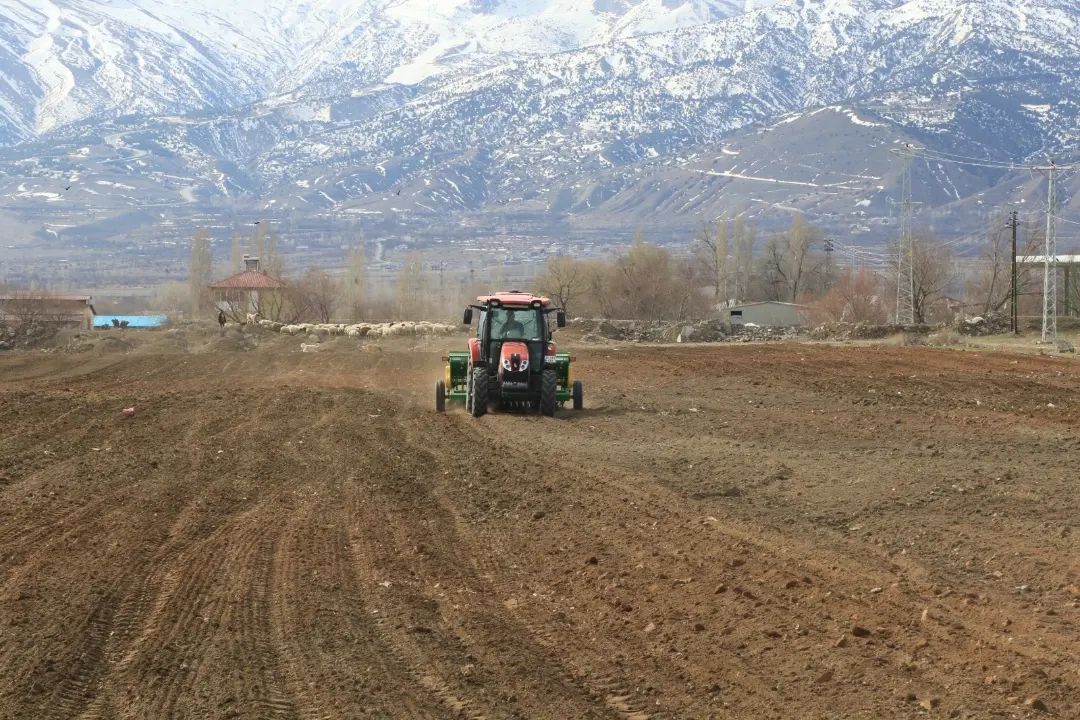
[0,0,1077,252]
[0,0,770,143]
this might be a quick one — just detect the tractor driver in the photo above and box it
[500,310,525,338]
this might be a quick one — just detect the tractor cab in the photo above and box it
[473,299,550,371]
[436,292,581,417]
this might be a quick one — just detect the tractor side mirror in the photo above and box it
[556,311,567,328]
[463,307,473,325]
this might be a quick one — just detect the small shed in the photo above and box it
[209,256,288,318]
[0,294,96,331]
[722,301,810,328]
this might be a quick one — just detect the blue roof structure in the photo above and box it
[94,315,169,329]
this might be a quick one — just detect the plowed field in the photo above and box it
[1,342,1077,719]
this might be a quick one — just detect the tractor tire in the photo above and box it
[470,367,488,418]
[572,380,583,410]
[435,380,446,413]
[540,369,557,417]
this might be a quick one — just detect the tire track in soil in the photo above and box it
[416,409,928,717]
[342,417,613,720]
[407,414,673,719]
[367,414,640,720]
[266,470,446,720]
[2,445,224,719]
[43,591,122,720]
[87,501,299,719]
[345,460,500,720]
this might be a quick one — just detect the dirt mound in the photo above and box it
[0,344,1077,718]
[954,311,1011,336]
[202,330,258,352]
[575,318,800,343]
[810,321,933,341]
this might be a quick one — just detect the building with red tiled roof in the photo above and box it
[209,256,289,319]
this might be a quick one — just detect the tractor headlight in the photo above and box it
[501,358,529,371]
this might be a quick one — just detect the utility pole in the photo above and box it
[896,153,916,325]
[1041,161,1058,343]
[1007,210,1019,334]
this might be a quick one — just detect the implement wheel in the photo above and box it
[435,380,446,413]
[572,380,583,410]
[540,369,557,417]
[470,367,488,418]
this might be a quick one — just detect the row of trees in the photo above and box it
[535,211,1053,324]
[174,210,1060,326]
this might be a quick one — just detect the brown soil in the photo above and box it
[1,340,1077,719]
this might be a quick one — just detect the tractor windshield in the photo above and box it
[489,307,543,341]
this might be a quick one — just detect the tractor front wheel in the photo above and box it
[540,369,557,417]
[470,367,488,418]
[572,380,583,410]
[436,380,446,412]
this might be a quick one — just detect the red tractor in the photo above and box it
[436,291,582,417]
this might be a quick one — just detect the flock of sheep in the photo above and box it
[248,317,458,339]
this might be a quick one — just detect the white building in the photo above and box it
[721,301,810,328]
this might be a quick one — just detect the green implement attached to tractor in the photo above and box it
[436,291,583,417]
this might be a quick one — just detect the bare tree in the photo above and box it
[533,255,582,314]
[692,217,729,304]
[732,214,756,302]
[966,213,1045,316]
[809,269,888,324]
[910,233,955,323]
[607,236,700,321]
[582,260,616,318]
[395,253,426,319]
[252,221,267,261]
[342,244,367,320]
[264,229,283,278]
[189,228,212,319]
[230,232,244,273]
[763,215,821,302]
[293,270,338,323]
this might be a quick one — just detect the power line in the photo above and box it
[891,145,1077,172]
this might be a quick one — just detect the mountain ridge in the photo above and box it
[0,0,1076,251]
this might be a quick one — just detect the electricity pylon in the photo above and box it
[1041,161,1058,343]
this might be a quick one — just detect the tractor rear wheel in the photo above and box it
[572,380,583,410]
[470,367,488,418]
[540,369,557,417]
[465,371,473,413]
[436,380,446,412]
